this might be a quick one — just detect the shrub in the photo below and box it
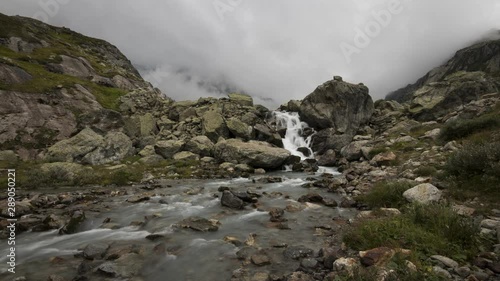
[439,114,500,141]
[357,180,413,209]
[414,166,438,177]
[344,203,480,262]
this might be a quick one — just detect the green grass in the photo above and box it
[439,111,500,142]
[414,166,438,177]
[357,180,413,209]
[344,204,481,262]
[444,141,500,201]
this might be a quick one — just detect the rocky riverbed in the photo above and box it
[0,170,361,281]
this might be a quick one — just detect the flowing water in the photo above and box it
[0,111,352,281]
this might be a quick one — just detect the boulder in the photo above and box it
[184,136,214,157]
[253,124,283,148]
[340,140,370,161]
[299,78,374,135]
[173,151,200,161]
[317,149,336,166]
[228,93,253,106]
[202,110,229,142]
[154,140,185,159]
[177,216,219,232]
[226,117,252,140]
[0,63,32,84]
[46,55,93,78]
[403,183,442,204]
[214,139,291,169]
[371,151,396,166]
[59,210,85,235]
[46,128,133,165]
[40,162,91,181]
[311,129,353,154]
[221,190,245,209]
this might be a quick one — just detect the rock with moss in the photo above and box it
[201,110,229,143]
[226,117,252,140]
[408,71,499,121]
[299,77,374,134]
[173,151,200,161]
[45,128,133,165]
[228,93,253,107]
[184,136,214,157]
[154,140,185,159]
[40,162,92,181]
[214,139,291,169]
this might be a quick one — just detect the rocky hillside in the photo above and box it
[386,38,500,107]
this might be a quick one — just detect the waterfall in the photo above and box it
[273,111,314,160]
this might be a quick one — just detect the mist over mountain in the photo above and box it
[2,0,499,107]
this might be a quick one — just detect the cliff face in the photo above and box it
[0,13,166,159]
[386,38,500,104]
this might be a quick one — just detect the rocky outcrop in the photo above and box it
[201,110,230,143]
[228,93,254,107]
[214,139,291,169]
[299,77,374,133]
[387,38,500,103]
[408,71,499,121]
[45,128,133,165]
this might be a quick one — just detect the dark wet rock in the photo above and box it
[317,149,337,166]
[340,197,357,208]
[269,208,286,222]
[126,193,151,203]
[322,198,338,207]
[77,260,93,274]
[319,247,346,269]
[95,262,117,277]
[232,191,259,203]
[221,190,245,209]
[105,244,140,260]
[236,246,257,260]
[301,258,319,269]
[83,243,109,260]
[59,210,85,235]
[297,147,312,157]
[488,262,500,274]
[177,216,219,232]
[153,243,167,255]
[251,253,271,266]
[145,234,165,241]
[298,193,323,203]
[283,246,314,260]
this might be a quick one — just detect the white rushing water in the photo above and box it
[273,111,314,160]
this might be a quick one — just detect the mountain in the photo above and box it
[386,37,500,104]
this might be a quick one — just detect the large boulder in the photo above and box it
[154,140,185,159]
[0,63,32,84]
[214,139,291,169]
[228,93,253,107]
[299,77,374,135]
[340,140,370,161]
[253,124,283,148]
[403,183,442,204]
[226,117,252,140]
[184,136,214,157]
[311,128,353,154]
[46,128,133,165]
[201,110,229,142]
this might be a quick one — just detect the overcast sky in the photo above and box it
[2,0,500,107]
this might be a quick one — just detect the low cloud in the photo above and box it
[2,0,499,107]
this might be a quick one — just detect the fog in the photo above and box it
[2,0,499,107]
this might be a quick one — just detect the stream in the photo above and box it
[0,112,356,281]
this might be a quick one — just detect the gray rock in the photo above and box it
[283,246,313,260]
[340,140,370,161]
[431,255,459,268]
[83,243,109,260]
[299,78,373,133]
[403,183,442,204]
[226,117,252,140]
[432,266,452,279]
[59,210,85,235]
[311,129,353,154]
[173,151,200,161]
[177,216,219,232]
[317,149,336,166]
[0,63,32,84]
[228,93,253,106]
[202,110,229,142]
[184,136,214,157]
[214,139,291,169]
[221,191,245,209]
[154,140,185,159]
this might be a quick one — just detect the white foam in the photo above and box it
[274,111,314,160]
